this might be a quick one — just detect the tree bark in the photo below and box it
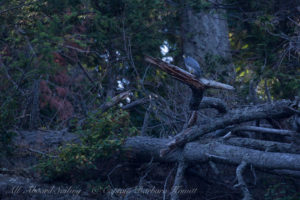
[144,55,234,91]
[181,0,234,82]
[160,100,296,156]
[124,136,300,170]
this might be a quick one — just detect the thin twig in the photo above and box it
[0,56,25,95]
[163,165,176,200]
[107,164,123,188]
[27,148,58,158]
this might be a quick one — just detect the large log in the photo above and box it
[7,128,300,181]
[124,136,300,170]
[160,100,296,156]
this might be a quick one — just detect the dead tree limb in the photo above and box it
[200,97,228,113]
[144,55,236,156]
[160,100,296,157]
[186,111,198,128]
[141,103,152,136]
[12,130,300,173]
[234,161,252,200]
[77,61,100,92]
[98,91,131,114]
[122,95,227,114]
[124,136,300,170]
[144,55,234,91]
[170,161,188,200]
[122,97,149,110]
[226,137,300,154]
[0,55,25,95]
[232,125,296,136]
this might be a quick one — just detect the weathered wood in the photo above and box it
[235,161,252,200]
[187,111,198,128]
[232,125,296,136]
[226,137,300,154]
[124,136,300,170]
[200,97,228,113]
[160,100,296,156]
[170,161,187,200]
[9,130,300,174]
[144,55,234,91]
[122,97,149,110]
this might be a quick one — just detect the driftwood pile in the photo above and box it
[1,56,299,200]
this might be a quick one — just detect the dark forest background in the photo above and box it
[0,0,299,200]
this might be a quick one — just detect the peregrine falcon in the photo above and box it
[183,55,203,78]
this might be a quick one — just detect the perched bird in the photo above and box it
[183,55,203,78]
[183,55,204,111]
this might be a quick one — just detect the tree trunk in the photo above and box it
[181,0,234,82]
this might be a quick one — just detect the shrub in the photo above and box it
[38,108,137,182]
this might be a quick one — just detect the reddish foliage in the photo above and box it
[40,80,52,96]
[52,70,70,86]
[56,86,69,97]
[38,52,75,121]
[77,25,87,33]
[59,100,74,121]
[48,96,74,121]
[53,52,67,66]
[39,78,73,121]
[40,80,52,108]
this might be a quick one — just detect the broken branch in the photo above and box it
[145,55,234,91]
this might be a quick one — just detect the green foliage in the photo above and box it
[226,0,300,100]
[0,0,173,129]
[38,108,137,182]
[186,0,212,11]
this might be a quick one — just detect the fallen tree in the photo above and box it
[124,136,300,170]
[2,57,300,200]
[142,56,300,200]
[160,99,297,157]
[2,98,299,200]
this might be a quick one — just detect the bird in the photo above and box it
[183,55,203,79]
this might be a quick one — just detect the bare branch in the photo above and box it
[122,97,149,110]
[234,161,252,200]
[187,111,198,128]
[232,125,296,136]
[27,148,58,158]
[145,55,234,91]
[170,161,187,200]
[161,100,296,157]
[226,137,300,154]
[77,62,100,93]
[141,103,152,136]
[163,166,176,200]
[99,91,131,113]
[0,56,25,95]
